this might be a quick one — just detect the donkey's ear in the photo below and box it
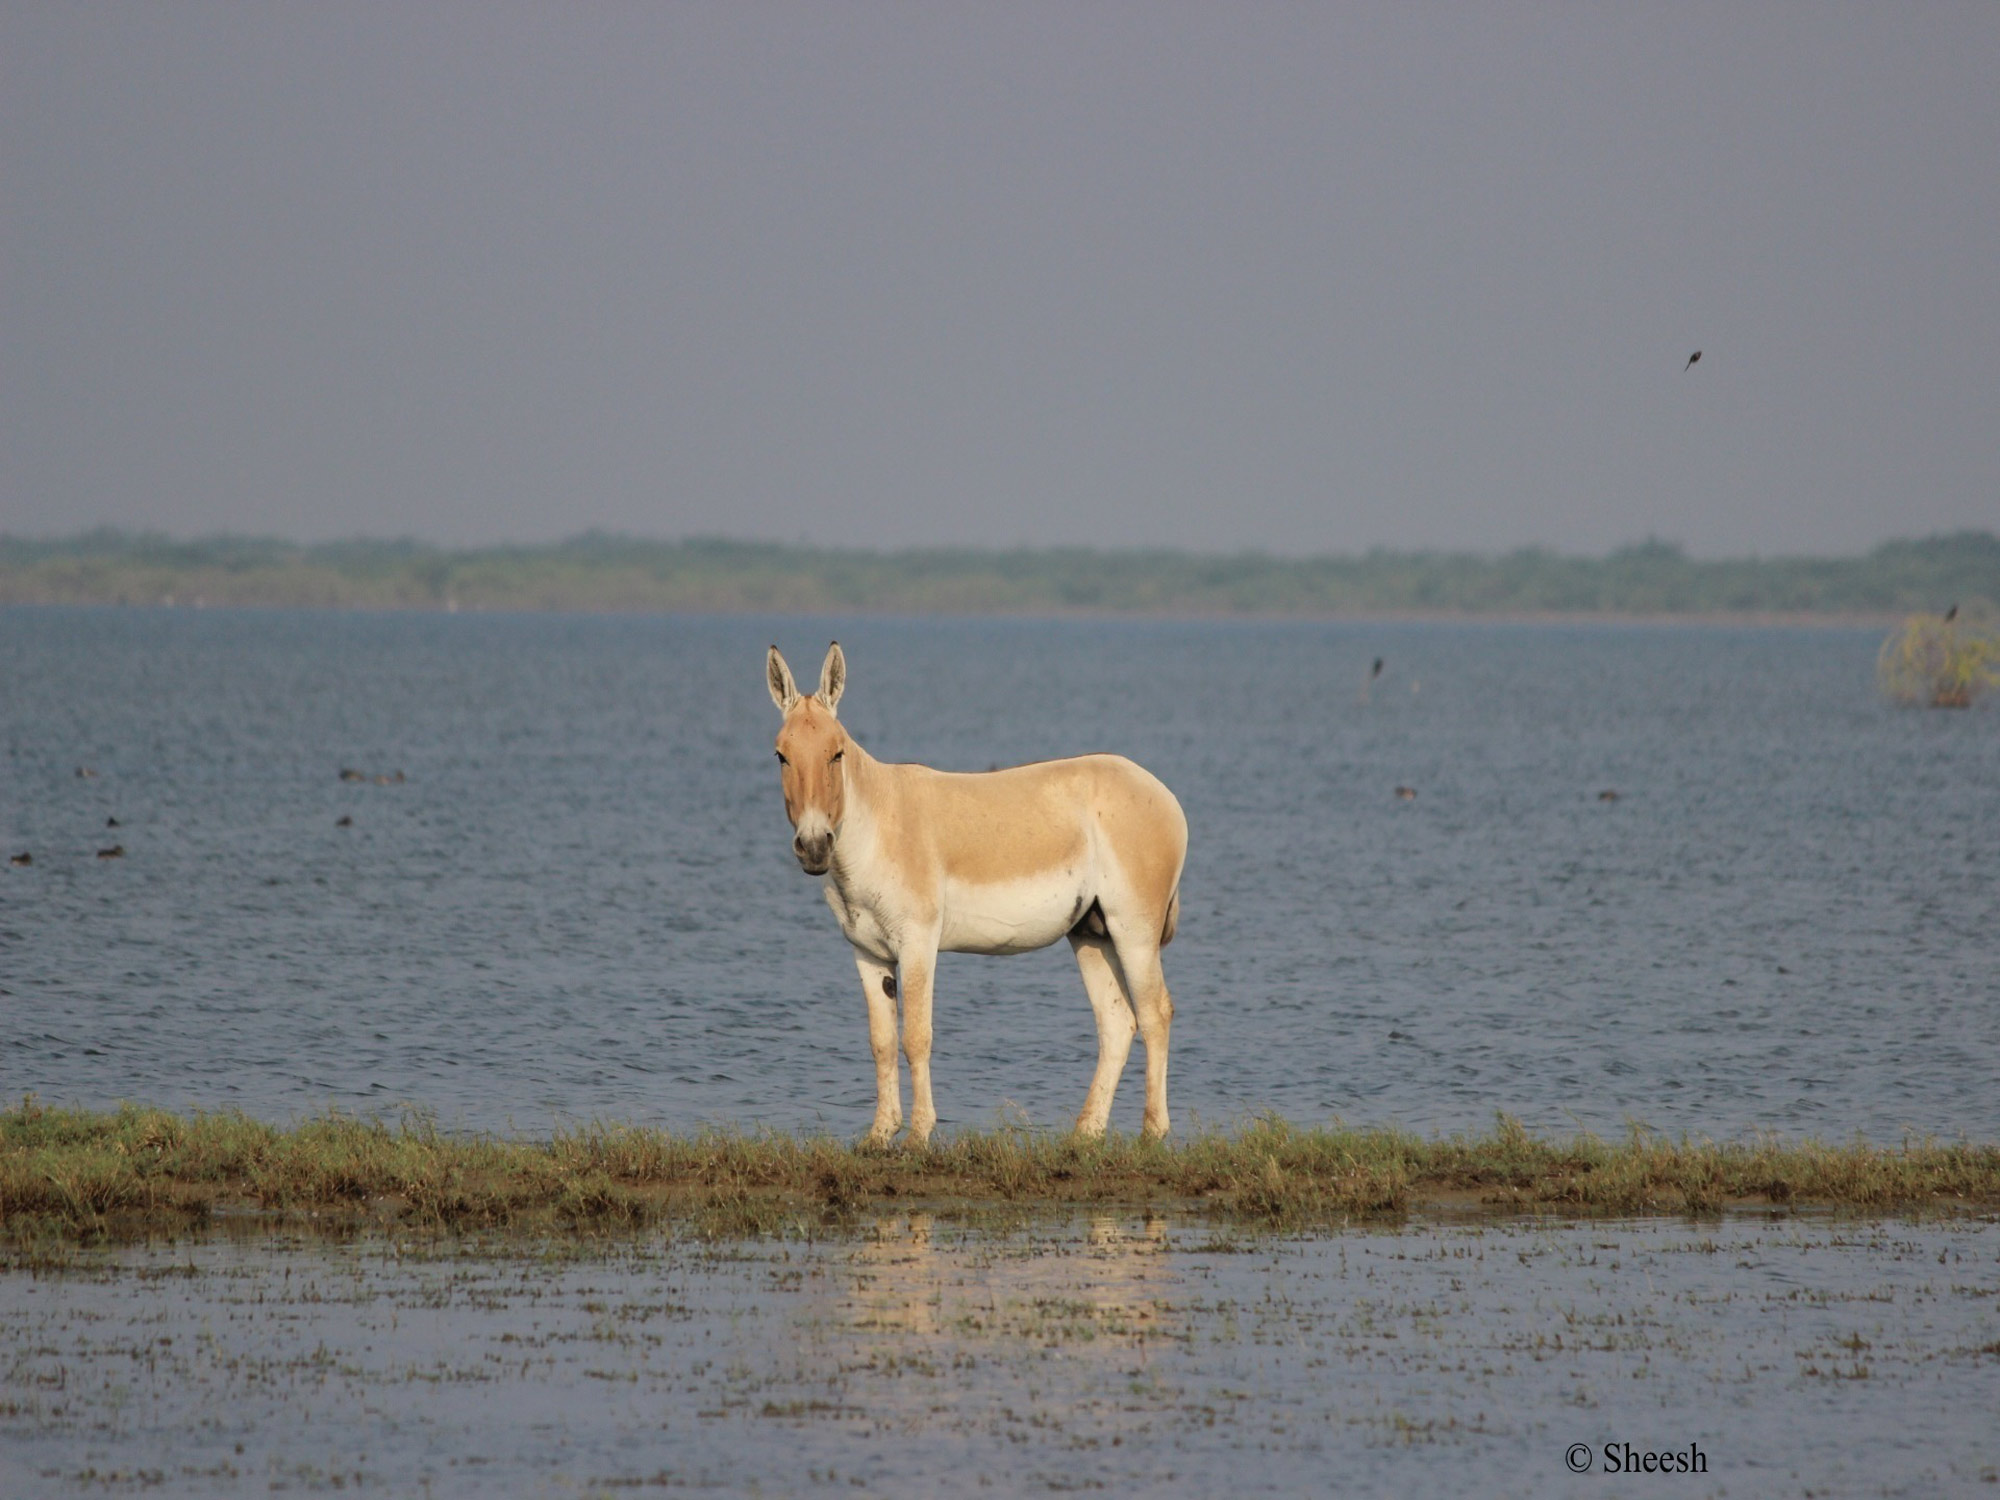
[767,646,800,713]
[816,641,846,715]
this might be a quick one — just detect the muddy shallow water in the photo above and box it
[4,1213,1996,1497]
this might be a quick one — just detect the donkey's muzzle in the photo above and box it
[793,830,833,875]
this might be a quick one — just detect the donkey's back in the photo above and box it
[889,753,1185,959]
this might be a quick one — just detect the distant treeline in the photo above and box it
[2,528,1995,619]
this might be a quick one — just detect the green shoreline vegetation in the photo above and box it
[5,1102,1997,1246]
[4,529,1998,618]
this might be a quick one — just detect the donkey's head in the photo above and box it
[766,642,849,875]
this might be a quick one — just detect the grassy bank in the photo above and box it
[4,1101,1997,1244]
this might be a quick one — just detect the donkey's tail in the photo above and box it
[1160,887,1181,947]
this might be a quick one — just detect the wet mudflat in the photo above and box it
[3,1212,1996,1498]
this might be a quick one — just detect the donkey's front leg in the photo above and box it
[851,949,903,1146]
[897,938,941,1146]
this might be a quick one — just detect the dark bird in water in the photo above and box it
[1394,785,1417,800]
[1944,604,1958,623]
[106,816,121,828]
[75,766,98,779]
[1372,658,1385,679]
[336,815,353,827]
[97,844,124,859]
[339,768,365,782]
[1684,350,1702,371]
[9,852,30,867]
[1598,789,1620,802]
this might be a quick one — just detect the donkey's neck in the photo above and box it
[827,736,890,886]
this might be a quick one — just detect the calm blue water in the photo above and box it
[2,607,1995,1142]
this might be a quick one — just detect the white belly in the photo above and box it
[938,873,1084,956]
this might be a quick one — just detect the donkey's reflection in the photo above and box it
[839,1212,1177,1347]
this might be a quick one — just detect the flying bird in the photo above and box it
[1684,350,1702,371]
[1371,658,1384,679]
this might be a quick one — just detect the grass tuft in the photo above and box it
[4,1096,1996,1243]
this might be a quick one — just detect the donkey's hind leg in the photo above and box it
[1107,927,1173,1139]
[1068,931,1138,1138]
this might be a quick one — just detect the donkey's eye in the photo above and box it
[831,750,844,763]
[775,751,788,766]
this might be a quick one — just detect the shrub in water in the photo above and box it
[1877,609,2000,708]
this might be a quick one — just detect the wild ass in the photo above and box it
[767,642,1187,1146]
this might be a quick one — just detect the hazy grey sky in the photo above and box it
[3,4,1996,555]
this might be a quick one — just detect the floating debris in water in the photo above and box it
[340,768,406,784]
[75,766,98,779]
[1395,785,1417,800]
[339,768,365,782]
[336,815,353,827]
[1598,789,1620,802]
[97,844,125,859]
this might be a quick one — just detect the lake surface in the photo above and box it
[3,1212,1996,1497]
[2,607,1996,1143]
